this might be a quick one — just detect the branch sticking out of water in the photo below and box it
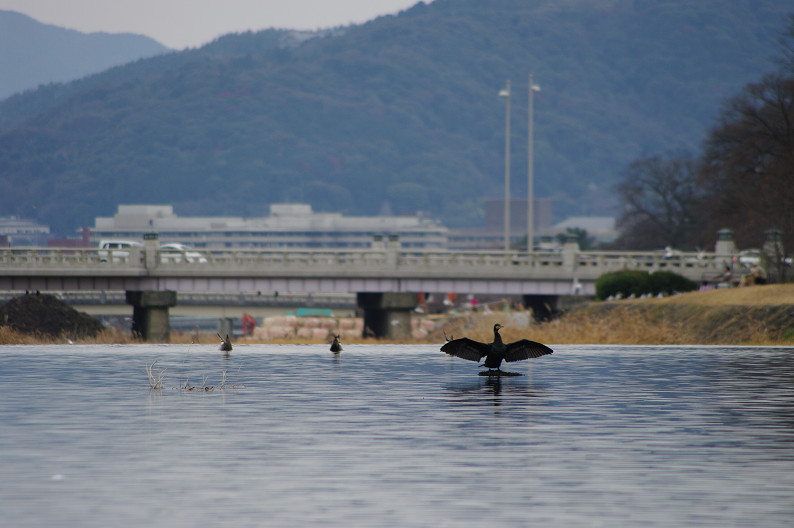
[146,361,166,390]
[150,360,245,391]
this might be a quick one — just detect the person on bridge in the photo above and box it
[441,323,552,375]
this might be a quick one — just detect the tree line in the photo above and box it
[613,16,794,264]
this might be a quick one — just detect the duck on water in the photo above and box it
[441,323,553,376]
[218,333,232,357]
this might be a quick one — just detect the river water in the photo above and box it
[1,344,792,527]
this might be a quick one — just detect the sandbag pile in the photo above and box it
[252,314,439,341]
[253,315,363,342]
[410,317,437,340]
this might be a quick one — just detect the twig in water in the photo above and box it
[146,360,166,390]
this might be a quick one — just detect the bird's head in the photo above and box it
[494,323,504,332]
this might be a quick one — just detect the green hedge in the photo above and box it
[595,269,697,300]
[649,270,698,296]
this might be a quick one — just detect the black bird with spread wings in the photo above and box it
[218,333,232,356]
[441,323,552,373]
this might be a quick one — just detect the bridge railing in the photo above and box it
[0,246,732,284]
[0,247,144,267]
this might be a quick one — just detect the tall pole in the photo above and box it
[501,80,511,253]
[528,73,539,254]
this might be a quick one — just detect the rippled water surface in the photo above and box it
[1,344,793,527]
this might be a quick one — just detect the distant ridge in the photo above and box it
[0,10,170,100]
[0,0,789,236]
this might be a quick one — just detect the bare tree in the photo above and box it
[614,150,703,250]
[699,72,794,252]
[775,14,794,75]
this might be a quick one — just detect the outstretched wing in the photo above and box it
[441,338,491,362]
[504,339,553,362]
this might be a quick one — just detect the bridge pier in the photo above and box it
[126,290,177,342]
[522,294,559,321]
[356,292,417,339]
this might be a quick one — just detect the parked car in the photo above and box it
[733,248,791,269]
[160,243,208,264]
[98,240,143,263]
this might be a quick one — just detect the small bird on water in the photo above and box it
[218,333,232,356]
[330,334,342,353]
[441,323,552,374]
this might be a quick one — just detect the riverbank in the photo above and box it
[516,284,794,346]
[2,285,793,346]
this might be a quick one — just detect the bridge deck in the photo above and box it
[0,246,731,296]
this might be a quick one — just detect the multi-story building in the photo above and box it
[89,204,449,249]
[0,216,51,247]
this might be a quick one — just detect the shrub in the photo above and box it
[595,270,652,300]
[596,269,698,300]
[650,270,698,295]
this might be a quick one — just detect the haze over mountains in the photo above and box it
[0,10,170,100]
[0,0,789,237]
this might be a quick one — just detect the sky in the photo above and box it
[0,0,426,50]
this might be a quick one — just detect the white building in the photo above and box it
[89,204,448,249]
[0,216,51,247]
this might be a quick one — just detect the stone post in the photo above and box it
[715,228,737,256]
[126,290,177,342]
[562,233,579,271]
[143,232,160,269]
[386,233,401,269]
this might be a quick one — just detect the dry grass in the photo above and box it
[0,326,138,345]
[529,305,787,346]
[3,284,793,346]
[530,309,688,345]
[432,284,794,346]
[434,310,687,346]
[647,283,794,306]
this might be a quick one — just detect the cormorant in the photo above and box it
[441,323,552,373]
[218,333,232,355]
[330,334,342,353]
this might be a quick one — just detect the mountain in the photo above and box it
[0,10,170,100]
[0,0,789,237]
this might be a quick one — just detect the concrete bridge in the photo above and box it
[0,233,738,340]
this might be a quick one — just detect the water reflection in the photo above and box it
[0,344,792,528]
[444,376,544,409]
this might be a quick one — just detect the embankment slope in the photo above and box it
[543,284,794,345]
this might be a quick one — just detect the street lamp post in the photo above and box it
[499,80,511,253]
[527,74,540,254]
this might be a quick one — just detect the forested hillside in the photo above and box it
[0,0,789,236]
